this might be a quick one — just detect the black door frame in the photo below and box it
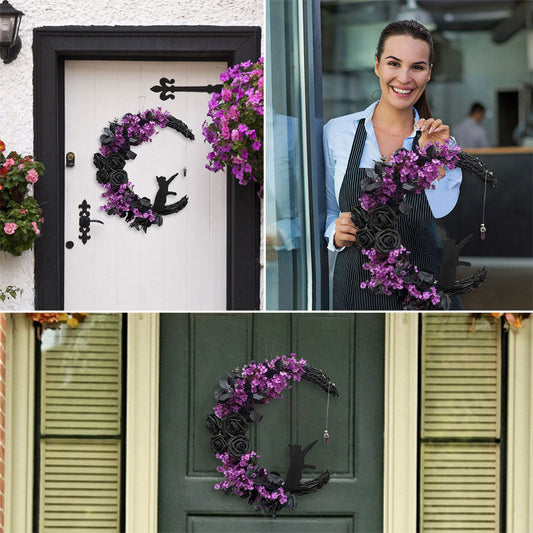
[33,26,261,310]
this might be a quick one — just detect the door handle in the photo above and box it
[78,199,104,244]
[79,215,104,229]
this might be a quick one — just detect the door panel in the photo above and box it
[64,60,227,310]
[159,313,384,532]
[188,516,353,532]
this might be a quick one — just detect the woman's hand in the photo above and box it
[333,212,358,248]
[416,118,450,147]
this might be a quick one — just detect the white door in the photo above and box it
[64,60,227,310]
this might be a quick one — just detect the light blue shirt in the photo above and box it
[324,101,462,252]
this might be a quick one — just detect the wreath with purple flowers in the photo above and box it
[93,108,194,232]
[352,133,497,310]
[206,355,339,517]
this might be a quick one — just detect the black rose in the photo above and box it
[368,204,397,230]
[351,206,368,229]
[96,168,111,184]
[374,229,402,255]
[355,228,375,250]
[210,434,228,454]
[206,414,221,435]
[109,169,128,187]
[105,152,126,171]
[139,197,152,208]
[221,413,249,437]
[93,153,105,169]
[227,436,252,458]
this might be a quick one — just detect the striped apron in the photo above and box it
[333,119,448,310]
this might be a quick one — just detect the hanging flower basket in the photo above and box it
[0,140,45,256]
[202,58,264,197]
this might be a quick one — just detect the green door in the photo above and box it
[158,313,384,533]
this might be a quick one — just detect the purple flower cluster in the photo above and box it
[358,140,461,310]
[99,108,170,157]
[214,354,306,419]
[100,182,157,223]
[360,140,461,211]
[360,246,412,295]
[361,247,441,307]
[215,452,259,494]
[215,452,289,507]
[202,58,264,196]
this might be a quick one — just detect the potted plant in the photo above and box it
[0,140,44,256]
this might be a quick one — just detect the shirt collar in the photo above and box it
[362,100,419,139]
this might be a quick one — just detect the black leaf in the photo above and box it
[399,201,412,215]
[363,179,382,192]
[365,168,379,180]
[249,410,263,423]
[418,271,434,283]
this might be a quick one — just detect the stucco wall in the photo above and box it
[0,0,263,310]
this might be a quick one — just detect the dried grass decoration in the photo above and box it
[93,108,194,232]
[206,355,339,517]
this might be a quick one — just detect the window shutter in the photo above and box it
[40,440,121,531]
[41,314,122,436]
[420,314,501,532]
[39,314,123,532]
[421,443,500,532]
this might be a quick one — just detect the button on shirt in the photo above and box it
[324,101,463,252]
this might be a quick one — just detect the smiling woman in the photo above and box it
[324,19,464,310]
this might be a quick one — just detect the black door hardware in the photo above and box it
[78,199,104,244]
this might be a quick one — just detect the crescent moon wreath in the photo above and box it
[92,108,194,232]
[351,134,497,310]
[206,355,339,517]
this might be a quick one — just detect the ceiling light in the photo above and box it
[397,0,437,32]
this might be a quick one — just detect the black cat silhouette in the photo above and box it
[284,440,317,491]
[438,234,473,290]
[153,171,188,215]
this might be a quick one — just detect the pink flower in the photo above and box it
[19,209,26,214]
[32,222,40,235]
[18,163,25,170]
[3,158,15,169]
[3,222,18,235]
[221,88,232,102]
[26,168,39,184]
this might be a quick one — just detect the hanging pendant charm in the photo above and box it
[480,223,486,240]
[323,430,329,445]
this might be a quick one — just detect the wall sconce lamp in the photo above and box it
[0,0,24,64]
